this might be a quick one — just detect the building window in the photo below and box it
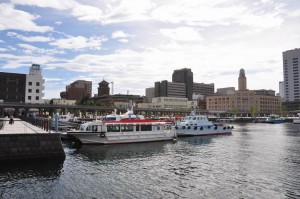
[36,89,39,93]
[28,89,32,93]
[28,96,31,100]
[36,96,39,100]
[36,82,40,86]
[29,82,32,86]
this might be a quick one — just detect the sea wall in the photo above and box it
[0,133,65,162]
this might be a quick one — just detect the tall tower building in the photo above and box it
[172,68,193,100]
[98,80,110,96]
[283,48,300,102]
[238,68,247,91]
[25,64,45,103]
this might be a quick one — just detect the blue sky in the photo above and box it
[0,0,300,99]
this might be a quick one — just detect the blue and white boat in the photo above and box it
[263,114,285,124]
[173,111,233,136]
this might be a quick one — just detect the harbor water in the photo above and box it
[1,123,300,198]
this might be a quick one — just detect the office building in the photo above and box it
[0,64,45,103]
[172,68,193,100]
[193,83,214,97]
[206,69,281,115]
[66,80,92,100]
[155,80,186,98]
[283,48,300,102]
[25,64,45,103]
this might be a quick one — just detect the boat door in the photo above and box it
[92,124,102,132]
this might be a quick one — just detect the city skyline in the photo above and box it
[0,0,300,99]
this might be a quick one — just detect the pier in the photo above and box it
[0,118,65,162]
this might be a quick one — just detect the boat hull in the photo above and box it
[67,130,177,145]
[293,119,300,124]
[174,125,233,136]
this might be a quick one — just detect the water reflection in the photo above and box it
[64,141,176,162]
[0,159,64,180]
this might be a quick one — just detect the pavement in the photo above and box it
[0,118,50,134]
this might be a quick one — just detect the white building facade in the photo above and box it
[25,64,45,104]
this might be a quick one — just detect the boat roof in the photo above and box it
[104,119,167,125]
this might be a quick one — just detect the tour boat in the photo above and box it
[293,113,300,124]
[173,111,233,136]
[66,118,177,145]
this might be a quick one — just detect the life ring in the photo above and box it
[100,132,106,138]
[231,126,234,129]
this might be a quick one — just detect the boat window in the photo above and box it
[193,117,196,120]
[121,125,134,132]
[86,126,92,131]
[136,125,140,131]
[141,125,152,131]
[107,125,120,132]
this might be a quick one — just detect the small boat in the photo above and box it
[173,111,233,136]
[102,109,144,121]
[262,114,285,124]
[66,118,177,145]
[293,113,300,124]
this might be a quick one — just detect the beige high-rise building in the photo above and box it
[206,69,281,115]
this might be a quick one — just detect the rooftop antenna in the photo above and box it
[110,82,114,95]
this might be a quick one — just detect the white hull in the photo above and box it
[293,119,300,124]
[68,130,176,145]
[174,125,233,136]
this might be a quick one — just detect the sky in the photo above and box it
[0,0,300,99]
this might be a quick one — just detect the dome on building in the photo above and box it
[239,68,245,77]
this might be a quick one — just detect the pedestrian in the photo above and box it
[9,115,14,125]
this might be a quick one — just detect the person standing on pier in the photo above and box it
[9,115,14,125]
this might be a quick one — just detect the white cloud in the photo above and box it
[159,27,203,42]
[7,32,51,42]
[49,36,107,50]
[111,31,128,39]
[0,48,7,52]
[11,0,76,10]
[0,3,53,32]
[18,43,64,55]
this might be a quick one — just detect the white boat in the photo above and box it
[102,109,144,121]
[58,114,74,123]
[66,118,177,145]
[293,113,300,124]
[173,111,233,136]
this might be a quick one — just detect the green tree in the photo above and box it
[250,106,259,117]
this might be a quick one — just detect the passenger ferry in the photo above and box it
[66,119,177,145]
[173,111,233,136]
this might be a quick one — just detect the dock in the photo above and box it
[0,118,50,134]
[0,118,65,162]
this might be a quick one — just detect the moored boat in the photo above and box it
[173,111,233,136]
[293,113,300,124]
[262,114,285,124]
[66,118,177,145]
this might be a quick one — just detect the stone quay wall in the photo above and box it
[0,133,65,162]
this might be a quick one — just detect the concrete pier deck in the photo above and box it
[0,118,50,134]
[0,118,65,161]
